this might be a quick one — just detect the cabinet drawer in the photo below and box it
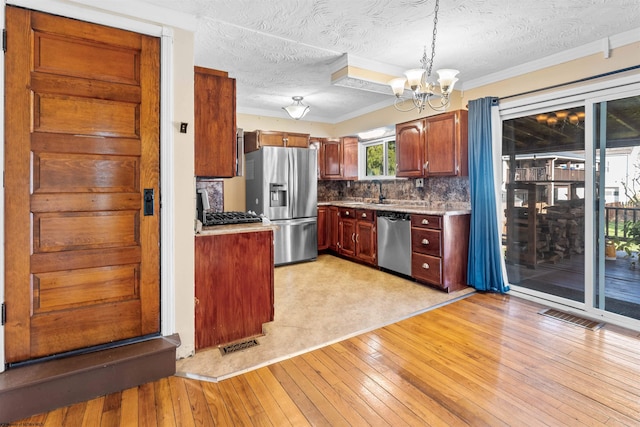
[411,229,441,256]
[411,214,442,229]
[357,209,375,222]
[339,208,356,218]
[412,253,442,285]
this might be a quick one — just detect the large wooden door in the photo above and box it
[4,7,160,363]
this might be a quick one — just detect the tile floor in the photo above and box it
[177,254,475,381]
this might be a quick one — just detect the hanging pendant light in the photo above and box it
[388,0,459,113]
[282,96,310,120]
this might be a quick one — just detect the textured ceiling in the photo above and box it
[142,0,640,123]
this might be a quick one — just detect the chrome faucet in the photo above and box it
[372,180,385,204]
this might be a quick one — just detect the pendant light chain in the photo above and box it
[422,0,439,78]
[389,0,458,113]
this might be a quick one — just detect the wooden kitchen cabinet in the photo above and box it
[244,130,310,152]
[342,136,359,180]
[319,137,358,180]
[194,67,237,177]
[354,209,376,264]
[317,205,328,250]
[410,213,469,292]
[395,109,468,178]
[396,118,426,178]
[425,110,468,176]
[328,205,340,251]
[338,209,356,257]
[195,230,274,349]
[338,207,376,265]
[320,138,342,179]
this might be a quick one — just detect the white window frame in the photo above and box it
[358,136,396,180]
[498,72,640,332]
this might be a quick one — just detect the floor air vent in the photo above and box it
[220,339,259,355]
[539,308,604,330]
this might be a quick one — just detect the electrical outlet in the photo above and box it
[416,178,424,188]
[346,181,351,188]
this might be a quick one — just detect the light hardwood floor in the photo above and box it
[13,293,640,426]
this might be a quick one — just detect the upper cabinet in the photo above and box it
[395,119,425,177]
[396,109,468,178]
[318,137,358,180]
[244,130,310,152]
[194,67,237,177]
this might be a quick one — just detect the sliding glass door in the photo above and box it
[594,95,640,320]
[502,106,586,303]
[501,87,640,324]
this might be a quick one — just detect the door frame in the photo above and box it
[0,0,195,372]
[498,73,640,332]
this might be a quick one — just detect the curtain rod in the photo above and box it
[498,64,640,102]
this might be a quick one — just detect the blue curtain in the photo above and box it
[467,97,509,293]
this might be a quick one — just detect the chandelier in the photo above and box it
[388,0,459,113]
[282,96,310,120]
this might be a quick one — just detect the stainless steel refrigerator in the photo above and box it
[245,147,318,265]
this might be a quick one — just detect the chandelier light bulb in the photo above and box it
[404,69,425,90]
[436,69,459,95]
[389,78,407,97]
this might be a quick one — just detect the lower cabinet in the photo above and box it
[411,213,470,292]
[318,206,328,250]
[328,206,340,251]
[195,230,274,349]
[338,207,376,265]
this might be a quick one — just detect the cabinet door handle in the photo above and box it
[345,210,350,216]
[422,239,430,245]
[422,263,430,270]
[422,219,430,225]
[352,233,356,242]
[356,234,359,243]
[423,161,429,171]
[361,213,367,218]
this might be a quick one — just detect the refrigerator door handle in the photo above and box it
[288,149,296,219]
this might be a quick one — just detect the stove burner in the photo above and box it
[203,211,262,226]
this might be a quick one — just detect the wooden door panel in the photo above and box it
[31,247,142,274]
[5,6,160,363]
[34,212,138,252]
[34,265,139,313]
[34,34,140,84]
[32,193,140,213]
[31,133,141,156]
[31,301,142,356]
[34,94,139,138]
[34,154,139,193]
[30,73,141,104]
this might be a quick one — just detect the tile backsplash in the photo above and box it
[318,177,470,209]
[195,178,224,212]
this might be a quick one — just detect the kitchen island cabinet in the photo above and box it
[195,227,274,349]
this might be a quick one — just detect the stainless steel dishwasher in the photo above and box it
[377,211,412,276]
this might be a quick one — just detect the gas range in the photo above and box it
[203,211,262,226]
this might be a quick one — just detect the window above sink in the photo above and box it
[358,134,396,180]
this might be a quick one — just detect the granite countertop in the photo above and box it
[196,222,279,236]
[318,200,471,216]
